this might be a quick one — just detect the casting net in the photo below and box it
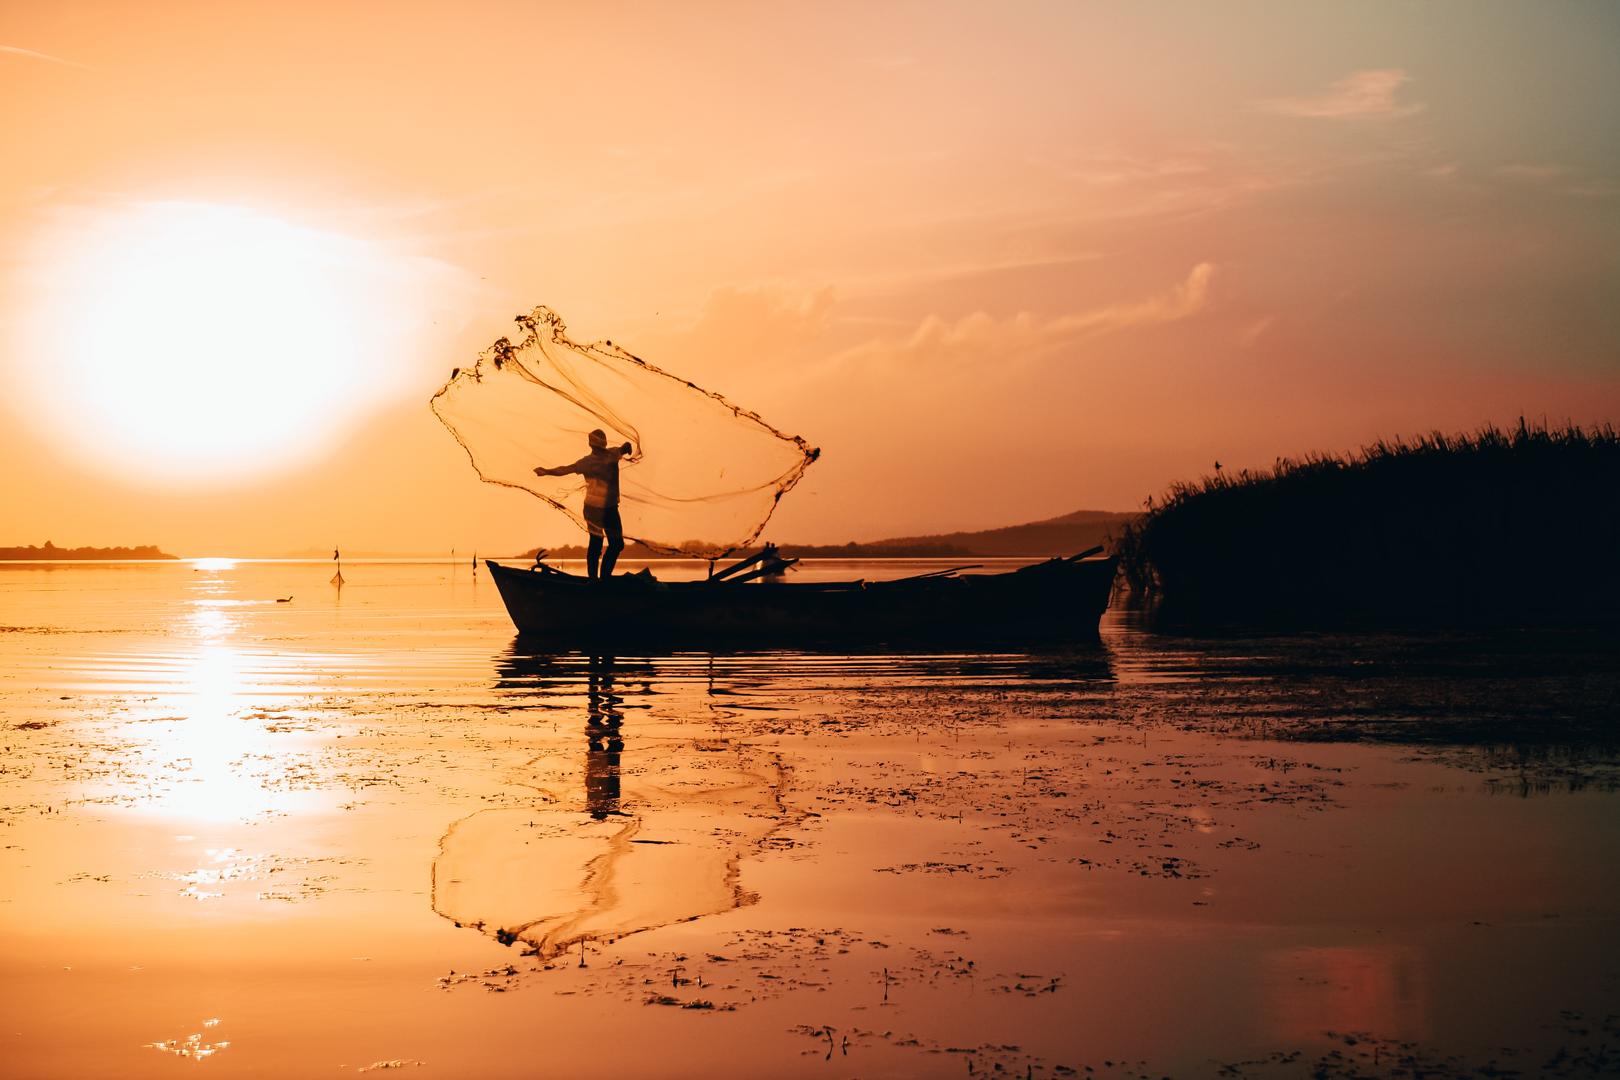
[431,307,818,557]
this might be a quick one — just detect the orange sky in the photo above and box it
[3,1,1618,555]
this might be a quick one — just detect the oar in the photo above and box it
[872,564,982,585]
[709,546,775,583]
[720,557,800,586]
[1066,545,1106,562]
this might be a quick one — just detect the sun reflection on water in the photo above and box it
[1264,945,1430,1043]
[173,848,262,901]
[143,639,287,821]
[145,1018,230,1061]
[135,597,289,822]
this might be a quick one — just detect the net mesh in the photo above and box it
[431,307,818,557]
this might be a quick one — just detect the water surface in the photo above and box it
[2,559,1617,1077]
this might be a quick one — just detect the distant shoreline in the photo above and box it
[530,542,981,560]
[0,543,177,561]
[1,507,1139,563]
[523,508,1139,561]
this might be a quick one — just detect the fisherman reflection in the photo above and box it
[584,655,624,819]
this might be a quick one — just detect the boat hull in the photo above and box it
[485,558,1118,646]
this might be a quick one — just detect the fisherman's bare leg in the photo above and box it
[600,507,624,578]
[587,531,603,580]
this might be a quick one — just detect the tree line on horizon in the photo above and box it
[0,541,176,561]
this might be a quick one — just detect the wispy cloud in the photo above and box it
[1,44,90,69]
[1041,262,1214,339]
[1494,163,1616,198]
[863,54,920,71]
[1495,163,1571,183]
[1563,182,1618,199]
[1238,315,1278,349]
[1262,69,1422,120]
[828,262,1217,372]
[836,251,1105,300]
[1064,152,1211,187]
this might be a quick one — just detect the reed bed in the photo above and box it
[1116,421,1620,626]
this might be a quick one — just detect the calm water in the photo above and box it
[2,559,1618,1078]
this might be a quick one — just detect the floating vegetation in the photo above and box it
[144,1020,229,1062]
[355,1061,425,1073]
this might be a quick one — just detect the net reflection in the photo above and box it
[433,649,789,959]
[435,645,1118,958]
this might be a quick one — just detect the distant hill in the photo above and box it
[0,541,178,560]
[853,509,1139,558]
[523,509,1138,560]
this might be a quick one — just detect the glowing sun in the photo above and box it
[15,201,429,486]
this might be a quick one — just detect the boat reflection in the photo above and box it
[492,645,1116,696]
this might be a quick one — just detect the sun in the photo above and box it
[14,201,419,487]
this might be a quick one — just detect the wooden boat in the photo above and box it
[485,551,1118,646]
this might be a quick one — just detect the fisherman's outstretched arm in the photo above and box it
[533,455,591,477]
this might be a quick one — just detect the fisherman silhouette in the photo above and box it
[534,429,633,580]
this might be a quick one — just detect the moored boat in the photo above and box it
[485,553,1118,646]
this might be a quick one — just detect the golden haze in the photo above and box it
[1,2,1617,554]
